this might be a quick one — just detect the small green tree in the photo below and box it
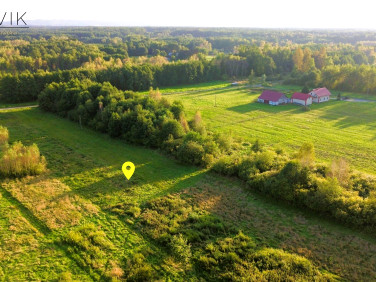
[160,119,185,141]
[248,69,255,85]
[251,139,263,152]
[301,85,310,94]
[170,234,192,264]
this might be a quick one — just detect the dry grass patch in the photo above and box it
[0,193,40,267]
[2,176,99,229]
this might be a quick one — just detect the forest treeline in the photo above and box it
[0,60,220,102]
[4,26,376,45]
[39,78,376,233]
[2,28,376,102]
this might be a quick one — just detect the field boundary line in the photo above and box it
[0,105,38,111]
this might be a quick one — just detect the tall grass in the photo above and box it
[0,141,46,177]
[0,125,8,146]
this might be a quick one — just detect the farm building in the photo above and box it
[257,90,289,105]
[291,92,312,106]
[309,87,331,103]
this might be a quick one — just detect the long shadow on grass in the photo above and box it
[61,161,205,206]
[0,185,51,235]
[192,87,248,97]
[227,101,313,114]
[315,100,376,131]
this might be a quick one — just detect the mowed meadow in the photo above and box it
[1,107,376,280]
[166,82,376,174]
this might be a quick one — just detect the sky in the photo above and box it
[2,0,376,29]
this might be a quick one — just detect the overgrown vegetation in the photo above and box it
[0,126,46,177]
[212,143,376,230]
[112,194,334,280]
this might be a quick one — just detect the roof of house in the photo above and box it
[311,87,331,97]
[292,92,311,101]
[258,90,286,102]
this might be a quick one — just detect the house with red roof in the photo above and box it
[291,92,312,106]
[309,87,331,103]
[257,90,289,106]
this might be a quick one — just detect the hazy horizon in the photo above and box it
[2,0,376,29]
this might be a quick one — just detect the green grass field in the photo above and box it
[165,83,376,174]
[1,107,376,280]
[140,80,232,95]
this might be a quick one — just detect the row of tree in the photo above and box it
[0,60,223,102]
[38,79,231,168]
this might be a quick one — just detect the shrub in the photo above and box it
[211,156,238,176]
[0,142,47,177]
[198,232,327,281]
[215,133,233,152]
[161,135,182,155]
[170,100,184,120]
[160,119,185,141]
[329,158,350,186]
[296,142,315,168]
[108,112,122,137]
[0,126,9,146]
[124,253,157,282]
[170,234,192,263]
[176,141,205,166]
[252,248,319,278]
[254,151,275,172]
[251,139,263,152]
[237,157,259,180]
[61,224,116,280]
[350,174,376,199]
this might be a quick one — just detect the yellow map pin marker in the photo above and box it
[122,162,135,180]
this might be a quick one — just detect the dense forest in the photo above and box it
[2,27,376,102]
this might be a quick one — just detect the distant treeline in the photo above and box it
[3,50,376,103]
[0,60,221,102]
[4,26,376,45]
